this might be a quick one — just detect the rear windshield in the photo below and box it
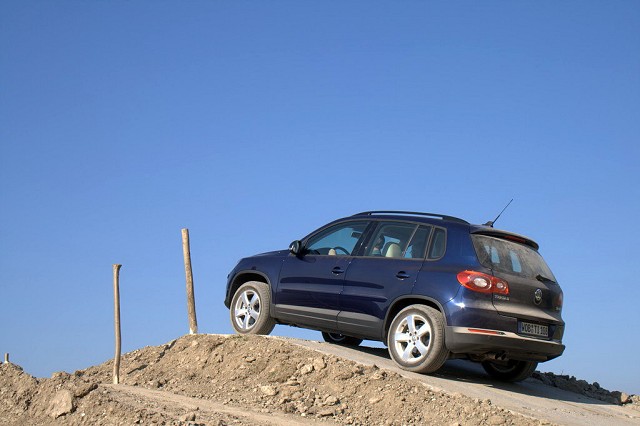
[471,235,556,281]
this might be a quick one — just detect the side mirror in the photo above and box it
[289,240,303,256]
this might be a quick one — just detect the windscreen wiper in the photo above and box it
[536,274,556,284]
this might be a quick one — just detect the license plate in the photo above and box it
[519,321,549,338]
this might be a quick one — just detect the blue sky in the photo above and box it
[1,1,639,394]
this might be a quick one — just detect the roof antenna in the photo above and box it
[484,199,514,228]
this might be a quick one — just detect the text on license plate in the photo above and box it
[519,322,549,338]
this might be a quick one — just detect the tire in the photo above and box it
[230,281,276,335]
[321,332,363,347]
[387,304,449,373]
[481,360,538,382]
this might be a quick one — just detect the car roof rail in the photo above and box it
[353,211,469,224]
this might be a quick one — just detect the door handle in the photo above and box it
[396,271,411,279]
[332,267,345,275]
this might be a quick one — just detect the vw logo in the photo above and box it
[534,289,543,305]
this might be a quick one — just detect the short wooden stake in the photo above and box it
[4,353,8,364]
[113,264,122,384]
[182,229,198,334]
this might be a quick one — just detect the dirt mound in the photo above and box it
[0,334,635,425]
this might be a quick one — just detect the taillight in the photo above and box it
[553,291,563,311]
[457,270,509,295]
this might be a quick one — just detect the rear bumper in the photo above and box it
[445,326,565,362]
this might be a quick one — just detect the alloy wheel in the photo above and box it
[392,313,433,365]
[233,289,261,331]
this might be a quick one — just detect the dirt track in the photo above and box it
[289,338,640,426]
[1,334,638,425]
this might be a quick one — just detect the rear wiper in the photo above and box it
[536,274,556,284]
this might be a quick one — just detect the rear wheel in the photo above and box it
[481,360,538,382]
[321,332,363,346]
[387,304,449,373]
[230,281,276,335]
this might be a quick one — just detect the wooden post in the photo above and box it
[4,353,8,364]
[182,228,198,334]
[113,264,122,385]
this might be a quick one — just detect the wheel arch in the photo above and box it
[383,296,447,341]
[226,271,272,307]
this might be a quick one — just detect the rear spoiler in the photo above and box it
[469,226,539,250]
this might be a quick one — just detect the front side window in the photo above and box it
[305,221,368,256]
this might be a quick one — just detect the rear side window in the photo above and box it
[365,222,417,258]
[405,226,431,259]
[428,228,446,259]
[472,235,556,280]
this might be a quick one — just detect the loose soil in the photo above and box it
[1,334,637,425]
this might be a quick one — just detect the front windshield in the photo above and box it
[471,235,556,281]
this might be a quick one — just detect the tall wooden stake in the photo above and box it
[113,264,122,384]
[182,229,198,334]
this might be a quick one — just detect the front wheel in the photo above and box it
[230,281,276,335]
[321,332,363,346]
[387,304,449,373]
[481,360,538,382]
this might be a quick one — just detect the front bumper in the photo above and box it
[445,326,565,362]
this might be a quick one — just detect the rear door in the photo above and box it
[471,234,564,339]
[339,222,432,340]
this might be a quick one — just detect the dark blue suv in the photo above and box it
[224,211,565,382]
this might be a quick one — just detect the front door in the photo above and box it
[275,220,369,331]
